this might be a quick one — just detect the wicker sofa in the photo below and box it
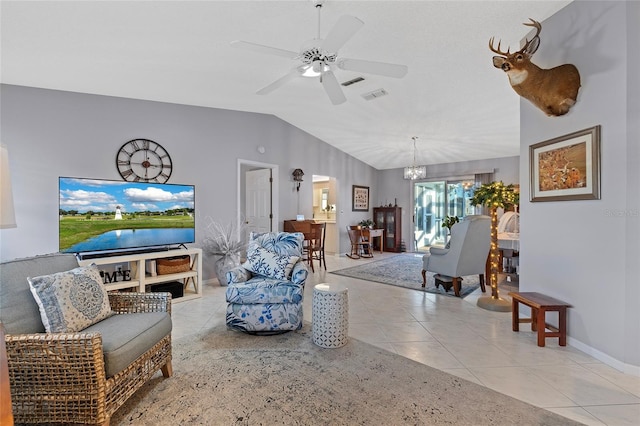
[0,253,173,425]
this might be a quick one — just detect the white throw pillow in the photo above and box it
[28,264,113,333]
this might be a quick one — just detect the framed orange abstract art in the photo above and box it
[530,125,601,202]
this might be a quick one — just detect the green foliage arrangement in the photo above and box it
[470,181,519,209]
[358,219,374,228]
[441,215,459,230]
[471,181,519,301]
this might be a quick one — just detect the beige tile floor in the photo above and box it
[171,253,640,426]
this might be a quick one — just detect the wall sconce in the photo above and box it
[1,144,17,229]
[292,168,304,192]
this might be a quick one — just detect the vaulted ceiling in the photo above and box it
[1,0,572,169]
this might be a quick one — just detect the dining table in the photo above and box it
[498,232,520,251]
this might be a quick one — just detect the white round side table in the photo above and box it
[312,283,349,348]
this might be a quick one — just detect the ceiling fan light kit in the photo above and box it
[300,61,331,78]
[231,1,408,105]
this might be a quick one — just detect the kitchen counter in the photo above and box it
[312,219,336,224]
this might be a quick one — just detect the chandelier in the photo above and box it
[403,137,426,180]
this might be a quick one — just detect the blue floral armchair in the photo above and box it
[225,231,308,334]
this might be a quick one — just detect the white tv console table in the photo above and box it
[78,248,202,303]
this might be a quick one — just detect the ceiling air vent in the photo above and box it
[361,89,388,101]
[341,77,365,87]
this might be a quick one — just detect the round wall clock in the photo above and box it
[116,139,173,183]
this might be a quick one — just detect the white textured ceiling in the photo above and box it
[0,0,572,169]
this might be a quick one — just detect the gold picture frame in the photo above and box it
[530,125,601,202]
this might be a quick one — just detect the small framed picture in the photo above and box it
[352,185,369,211]
[530,125,601,202]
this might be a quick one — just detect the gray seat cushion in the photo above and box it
[0,253,79,334]
[83,312,172,378]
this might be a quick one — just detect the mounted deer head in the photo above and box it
[490,19,580,117]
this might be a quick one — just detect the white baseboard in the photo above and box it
[568,336,640,376]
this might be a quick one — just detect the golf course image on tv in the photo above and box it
[59,177,195,254]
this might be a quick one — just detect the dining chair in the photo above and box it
[287,221,312,266]
[310,222,326,270]
[304,223,324,272]
[346,227,373,259]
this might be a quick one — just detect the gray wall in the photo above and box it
[377,156,519,252]
[0,85,377,279]
[520,1,639,372]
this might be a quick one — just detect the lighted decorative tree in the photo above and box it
[471,181,519,311]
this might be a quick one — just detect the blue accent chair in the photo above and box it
[225,231,308,334]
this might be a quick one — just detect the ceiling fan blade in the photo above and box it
[321,15,364,53]
[230,40,298,59]
[256,67,300,95]
[337,58,408,78]
[321,70,347,105]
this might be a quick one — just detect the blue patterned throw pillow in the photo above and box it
[249,232,303,256]
[242,244,299,280]
[28,264,113,333]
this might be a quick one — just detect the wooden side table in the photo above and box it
[508,291,571,347]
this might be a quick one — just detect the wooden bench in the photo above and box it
[508,291,571,347]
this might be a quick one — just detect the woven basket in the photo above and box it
[156,255,190,275]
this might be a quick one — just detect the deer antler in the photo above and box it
[519,18,542,53]
[489,18,542,57]
[489,37,510,56]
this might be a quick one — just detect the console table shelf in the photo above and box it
[78,248,202,303]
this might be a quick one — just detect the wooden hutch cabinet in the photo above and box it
[374,207,402,252]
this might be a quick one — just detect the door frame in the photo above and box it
[412,176,475,250]
[237,159,279,233]
[412,180,447,249]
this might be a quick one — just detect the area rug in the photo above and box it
[110,324,578,425]
[331,254,480,298]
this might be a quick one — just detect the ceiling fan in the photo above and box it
[230,1,408,105]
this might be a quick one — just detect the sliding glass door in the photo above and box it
[413,179,475,250]
[414,181,445,248]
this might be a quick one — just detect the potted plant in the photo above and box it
[358,219,374,229]
[441,215,459,230]
[202,217,247,285]
[441,215,459,245]
[471,181,518,311]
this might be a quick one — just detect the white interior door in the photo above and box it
[245,168,272,236]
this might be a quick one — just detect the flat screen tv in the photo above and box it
[59,177,195,256]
